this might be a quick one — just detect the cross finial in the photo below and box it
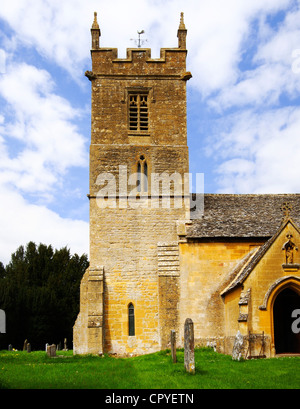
[281,202,293,219]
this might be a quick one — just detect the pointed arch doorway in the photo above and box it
[273,288,300,354]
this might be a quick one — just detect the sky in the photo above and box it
[1,0,300,265]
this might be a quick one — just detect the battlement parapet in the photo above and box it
[90,47,189,78]
[88,11,189,78]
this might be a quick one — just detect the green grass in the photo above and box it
[0,348,299,389]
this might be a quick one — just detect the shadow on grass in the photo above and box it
[0,380,9,389]
[0,348,299,389]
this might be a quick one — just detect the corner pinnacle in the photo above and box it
[179,12,186,30]
[92,12,100,30]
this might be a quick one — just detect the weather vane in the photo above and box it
[130,30,147,48]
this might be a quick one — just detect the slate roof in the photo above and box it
[188,194,300,239]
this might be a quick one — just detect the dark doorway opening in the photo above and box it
[273,288,300,354]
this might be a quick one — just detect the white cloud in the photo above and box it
[0,185,89,265]
[0,60,89,262]
[209,63,289,111]
[0,49,6,74]
[0,0,293,85]
[0,0,90,81]
[0,62,87,196]
[212,106,300,193]
[255,6,300,64]
[185,0,293,95]
[201,2,300,194]
[209,5,300,111]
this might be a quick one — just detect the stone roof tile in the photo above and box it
[188,194,300,238]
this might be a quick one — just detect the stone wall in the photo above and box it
[178,240,263,349]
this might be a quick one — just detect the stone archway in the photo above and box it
[273,288,300,354]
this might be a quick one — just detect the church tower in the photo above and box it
[73,12,192,355]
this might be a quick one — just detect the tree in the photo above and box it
[0,262,5,279]
[0,242,88,350]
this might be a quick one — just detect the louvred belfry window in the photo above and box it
[129,94,149,131]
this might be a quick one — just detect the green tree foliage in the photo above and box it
[0,242,89,350]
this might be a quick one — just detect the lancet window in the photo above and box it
[137,155,148,193]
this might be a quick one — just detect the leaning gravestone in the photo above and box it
[232,330,245,361]
[184,318,195,374]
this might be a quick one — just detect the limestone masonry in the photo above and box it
[73,12,300,357]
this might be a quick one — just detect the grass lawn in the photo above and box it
[0,348,299,389]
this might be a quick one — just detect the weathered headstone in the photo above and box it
[27,343,31,353]
[0,309,6,333]
[63,338,68,351]
[232,330,245,361]
[8,344,12,351]
[170,330,176,363]
[184,318,195,374]
[47,344,56,358]
[23,339,28,351]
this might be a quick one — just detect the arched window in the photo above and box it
[128,303,135,336]
[137,155,148,193]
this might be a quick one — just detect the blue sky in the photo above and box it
[1,0,300,264]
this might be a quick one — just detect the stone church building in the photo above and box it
[73,13,300,358]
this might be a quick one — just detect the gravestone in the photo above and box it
[170,330,176,363]
[0,309,6,333]
[184,318,195,374]
[47,344,56,358]
[27,343,31,353]
[63,338,68,351]
[232,330,245,361]
[8,344,12,351]
[23,339,28,351]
